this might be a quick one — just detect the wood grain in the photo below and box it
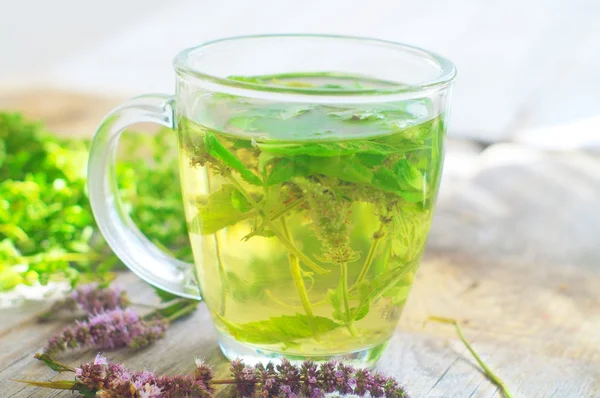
[1,91,598,397]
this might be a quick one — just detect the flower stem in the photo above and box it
[214,231,228,316]
[34,353,75,373]
[210,378,237,385]
[426,316,513,398]
[144,299,197,322]
[340,262,357,337]
[280,217,320,341]
[164,301,198,323]
[226,174,329,275]
[242,197,305,241]
[355,219,387,285]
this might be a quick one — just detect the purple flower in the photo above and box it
[370,372,389,397]
[319,360,339,393]
[255,363,279,397]
[194,358,215,394]
[355,368,376,396]
[44,308,166,355]
[34,354,410,398]
[71,283,129,314]
[300,360,322,398]
[334,362,356,395]
[155,374,209,397]
[231,359,257,397]
[137,383,163,398]
[75,354,108,390]
[382,375,409,398]
[276,358,301,397]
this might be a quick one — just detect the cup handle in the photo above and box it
[88,94,201,300]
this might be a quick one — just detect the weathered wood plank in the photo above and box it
[2,253,599,397]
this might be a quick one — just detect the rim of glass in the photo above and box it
[173,34,456,97]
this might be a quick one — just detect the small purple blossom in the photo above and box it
[255,363,279,397]
[276,358,301,397]
[300,360,322,398]
[75,354,108,389]
[156,374,210,397]
[319,360,339,393]
[355,368,376,396]
[71,283,129,314]
[138,383,163,398]
[334,362,356,395]
[195,358,216,394]
[231,359,257,397]
[32,354,410,397]
[44,308,166,356]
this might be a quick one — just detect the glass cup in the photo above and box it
[88,34,456,366]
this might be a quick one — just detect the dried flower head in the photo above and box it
[44,308,166,356]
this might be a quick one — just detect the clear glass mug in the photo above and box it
[88,34,456,366]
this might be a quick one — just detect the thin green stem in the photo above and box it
[143,299,197,322]
[214,231,228,316]
[280,217,319,340]
[355,217,388,286]
[129,302,160,309]
[426,317,513,398]
[243,198,305,241]
[210,379,237,385]
[226,174,329,275]
[340,262,357,337]
[164,301,198,323]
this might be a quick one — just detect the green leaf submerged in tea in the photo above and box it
[216,313,340,346]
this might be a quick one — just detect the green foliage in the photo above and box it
[183,74,445,338]
[204,132,262,185]
[0,113,189,291]
[217,313,340,345]
[193,184,254,235]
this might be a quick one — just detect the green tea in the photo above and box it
[177,74,446,358]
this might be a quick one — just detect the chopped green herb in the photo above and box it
[0,113,190,291]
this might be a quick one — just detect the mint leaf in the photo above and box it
[194,184,254,235]
[368,259,419,302]
[355,152,387,167]
[217,313,340,345]
[372,164,426,203]
[307,156,373,184]
[257,140,397,158]
[267,156,312,186]
[204,132,262,185]
[351,281,371,321]
[394,159,424,191]
[372,168,403,194]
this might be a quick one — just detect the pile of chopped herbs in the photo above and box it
[0,112,190,292]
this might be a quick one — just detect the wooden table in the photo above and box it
[1,91,599,397]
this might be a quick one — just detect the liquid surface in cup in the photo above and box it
[178,73,446,357]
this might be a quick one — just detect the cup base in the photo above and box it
[217,330,388,368]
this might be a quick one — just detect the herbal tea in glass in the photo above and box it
[88,35,455,367]
[178,73,446,364]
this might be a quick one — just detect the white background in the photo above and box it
[2,0,599,142]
